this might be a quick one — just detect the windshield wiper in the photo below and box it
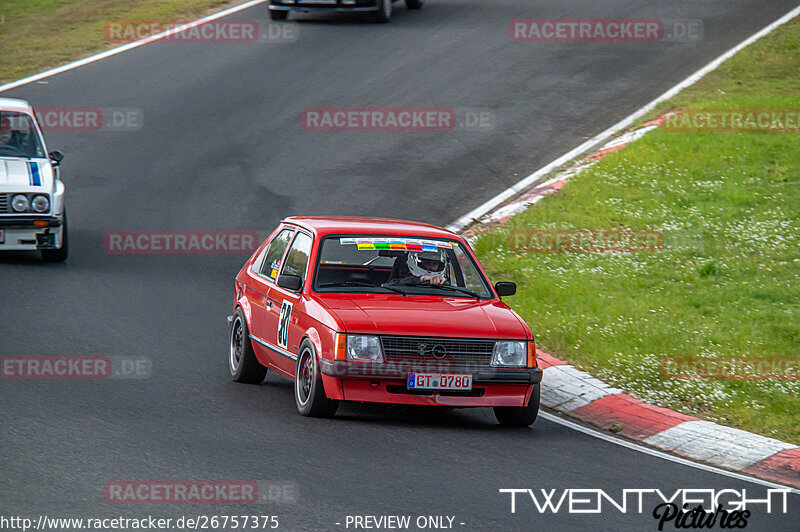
[423,284,482,299]
[319,281,376,288]
[319,281,407,296]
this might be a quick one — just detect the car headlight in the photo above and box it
[346,335,384,363]
[491,341,527,367]
[11,194,30,212]
[32,195,50,213]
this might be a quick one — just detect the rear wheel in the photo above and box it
[373,0,392,23]
[41,210,68,262]
[269,9,289,21]
[229,309,268,384]
[405,0,424,9]
[295,341,338,417]
[494,383,540,427]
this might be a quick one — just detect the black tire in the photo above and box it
[229,309,268,384]
[269,9,289,21]
[405,0,424,9]
[494,383,540,427]
[41,210,68,262]
[372,0,392,23]
[295,340,338,417]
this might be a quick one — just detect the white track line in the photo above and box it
[540,412,800,494]
[447,3,800,233]
[0,0,269,94]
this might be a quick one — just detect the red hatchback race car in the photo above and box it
[228,216,543,426]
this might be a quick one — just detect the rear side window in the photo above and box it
[281,232,313,280]
[259,229,294,279]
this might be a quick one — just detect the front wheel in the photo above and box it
[269,9,289,21]
[229,309,268,384]
[494,383,540,427]
[41,210,68,262]
[295,341,338,417]
[405,0,424,9]
[373,0,392,23]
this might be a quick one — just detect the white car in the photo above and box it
[0,97,67,262]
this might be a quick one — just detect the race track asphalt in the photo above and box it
[2,1,799,529]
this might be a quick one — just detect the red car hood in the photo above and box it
[316,294,530,339]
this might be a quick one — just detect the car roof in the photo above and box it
[0,98,34,113]
[283,216,460,239]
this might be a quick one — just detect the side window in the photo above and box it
[259,229,294,280]
[454,245,489,295]
[281,232,313,280]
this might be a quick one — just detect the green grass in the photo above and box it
[0,0,243,84]
[474,18,800,443]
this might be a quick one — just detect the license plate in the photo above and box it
[407,373,472,391]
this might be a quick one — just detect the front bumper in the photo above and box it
[0,216,64,250]
[270,0,381,13]
[319,360,542,407]
[320,360,543,384]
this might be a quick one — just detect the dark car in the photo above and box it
[269,0,424,23]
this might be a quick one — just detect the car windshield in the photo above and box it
[0,111,46,159]
[314,235,493,298]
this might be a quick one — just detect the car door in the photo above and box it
[267,230,314,377]
[245,227,294,368]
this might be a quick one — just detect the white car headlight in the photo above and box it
[491,341,527,367]
[32,195,50,213]
[346,335,384,363]
[11,194,29,212]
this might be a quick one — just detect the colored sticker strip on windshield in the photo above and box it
[342,237,451,250]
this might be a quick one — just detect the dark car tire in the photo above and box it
[406,0,424,9]
[494,383,540,427]
[269,9,289,21]
[295,340,339,417]
[229,309,268,384]
[373,0,392,23]
[41,210,68,262]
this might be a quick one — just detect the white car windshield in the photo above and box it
[314,235,493,298]
[0,111,46,159]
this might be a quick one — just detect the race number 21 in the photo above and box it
[277,301,292,349]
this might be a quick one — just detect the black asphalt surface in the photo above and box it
[2,0,799,530]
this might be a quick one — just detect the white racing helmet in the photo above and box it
[407,250,448,277]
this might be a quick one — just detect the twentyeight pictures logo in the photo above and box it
[499,488,792,530]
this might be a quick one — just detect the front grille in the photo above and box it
[380,335,495,372]
[0,193,8,214]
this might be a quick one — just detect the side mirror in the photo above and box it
[494,281,516,297]
[277,274,302,292]
[49,150,64,166]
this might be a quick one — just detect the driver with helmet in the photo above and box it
[385,250,449,286]
[0,115,24,154]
